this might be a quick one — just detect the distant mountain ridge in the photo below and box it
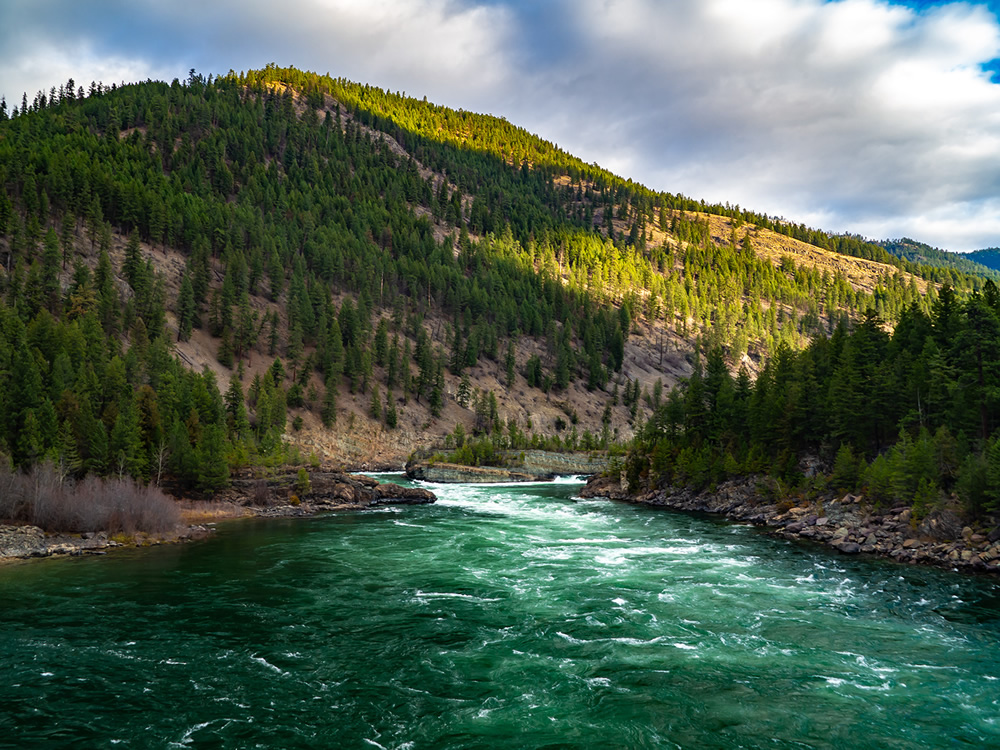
[880,238,1000,280]
[966,248,1000,273]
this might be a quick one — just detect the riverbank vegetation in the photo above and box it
[0,459,180,533]
[626,287,1000,526]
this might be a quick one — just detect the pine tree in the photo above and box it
[505,341,516,388]
[287,322,304,380]
[42,229,61,313]
[385,390,398,429]
[374,318,389,367]
[224,373,251,441]
[401,340,412,404]
[320,376,338,428]
[123,229,142,290]
[196,423,230,491]
[217,327,235,368]
[177,274,196,341]
[456,374,472,408]
[429,360,444,418]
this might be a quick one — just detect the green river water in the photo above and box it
[2,475,999,749]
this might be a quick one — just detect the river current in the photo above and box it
[2,475,999,748]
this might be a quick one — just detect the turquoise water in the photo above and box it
[1,475,999,749]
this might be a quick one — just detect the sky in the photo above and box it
[2,0,1000,252]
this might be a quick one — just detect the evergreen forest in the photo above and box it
[0,64,997,526]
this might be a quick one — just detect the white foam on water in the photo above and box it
[250,654,287,675]
[414,590,502,603]
[170,720,220,747]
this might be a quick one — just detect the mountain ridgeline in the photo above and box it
[881,238,1000,281]
[0,65,997,525]
[967,248,1000,273]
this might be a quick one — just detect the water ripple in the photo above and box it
[0,475,998,748]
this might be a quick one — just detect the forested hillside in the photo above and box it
[0,65,990,497]
[882,238,999,281]
[967,248,1000,273]
[625,283,1000,523]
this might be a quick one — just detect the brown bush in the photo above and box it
[252,478,274,506]
[0,461,181,534]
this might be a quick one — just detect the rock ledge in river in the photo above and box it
[405,462,550,483]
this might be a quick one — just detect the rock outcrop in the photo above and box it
[514,450,609,477]
[0,525,48,559]
[405,462,549,483]
[223,470,436,512]
[405,450,609,483]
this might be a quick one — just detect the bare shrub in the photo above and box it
[0,457,26,521]
[252,478,273,507]
[25,462,72,530]
[2,462,181,534]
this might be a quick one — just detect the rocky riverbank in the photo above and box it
[0,523,214,563]
[581,474,1000,576]
[0,472,435,563]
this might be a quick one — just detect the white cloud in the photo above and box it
[2,0,1000,250]
[171,0,516,111]
[497,0,1000,250]
[0,40,167,106]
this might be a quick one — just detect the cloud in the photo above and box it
[497,0,1000,251]
[1,0,1000,250]
[1,0,514,108]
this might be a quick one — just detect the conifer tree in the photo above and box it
[177,273,196,341]
[123,229,142,290]
[321,374,338,428]
[505,341,516,388]
[385,390,397,429]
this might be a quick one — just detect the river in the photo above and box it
[1,475,998,748]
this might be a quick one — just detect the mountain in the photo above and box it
[0,65,990,491]
[966,248,1000,273]
[881,238,1000,280]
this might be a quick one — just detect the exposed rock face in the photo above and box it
[514,450,609,477]
[0,525,48,558]
[580,475,1000,576]
[405,450,608,484]
[405,462,549,484]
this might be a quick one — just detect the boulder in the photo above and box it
[0,525,47,558]
[371,483,435,504]
[918,510,964,542]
